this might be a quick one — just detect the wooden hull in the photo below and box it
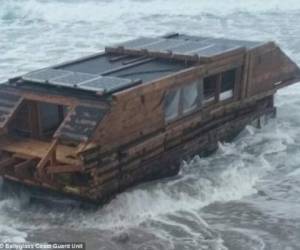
[1,95,275,204]
[0,34,298,205]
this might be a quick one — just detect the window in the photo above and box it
[40,103,62,133]
[163,67,238,123]
[203,75,218,104]
[164,80,201,122]
[164,88,181,121]
[10,101,68,140]
[220,69,235,101]
[182,81,198,114]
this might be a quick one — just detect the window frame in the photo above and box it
[163,66,242,124]
[219,68,237,102]
[181,79,202,115]
[164,79,203,123]
[203,74,220,105]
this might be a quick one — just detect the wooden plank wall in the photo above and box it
[85,96,275,201]
[246,43,300,97]
[92,52,245,152]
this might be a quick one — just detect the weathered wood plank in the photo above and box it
[37,139,58,174]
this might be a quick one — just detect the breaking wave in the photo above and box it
[78,123,284,230]
[0,120,287,246]
[1,0,300,24]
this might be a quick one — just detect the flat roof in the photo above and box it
[8,33,263,97]
[111,33,262,57]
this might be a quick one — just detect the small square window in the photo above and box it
[220,69,235,101]
[203,75,218,104]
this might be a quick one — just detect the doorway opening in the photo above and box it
[9,100,69,141]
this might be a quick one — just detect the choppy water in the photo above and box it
[1,0,300,249]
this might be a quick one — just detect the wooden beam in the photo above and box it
[28,101,41,138]
[0,158,15,168]
[37,139,58,175]
[234,66,243,101]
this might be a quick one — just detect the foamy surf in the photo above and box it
[69,124,276,232]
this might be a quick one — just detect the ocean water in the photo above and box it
[0,0,300,249]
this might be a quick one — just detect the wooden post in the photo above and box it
[215,73,222,102]
[37,139,58,176]
[234,66,243,101]
[28,101,41,139]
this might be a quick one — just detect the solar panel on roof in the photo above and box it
[50,72,99,87]
[116,37,161,49]
[20,66,139,94]
[79,76,135,93]
[192,44,241,57]
[141,38,185,51]
[171,41,212,54]
[108,36,263,59]
[22,69,71,84]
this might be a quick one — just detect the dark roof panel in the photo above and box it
[116,37,161,49]
[108,59,188,83]
[190,44,242,57]
[22,69,71,84]
[79,76,136,93]
[140,39,185,51]
[11,34,265,98]
[51,72,100,87]
[20,68,140,94]
[171,41,212,54]
[58,54,136,75]
[106,34,262,58]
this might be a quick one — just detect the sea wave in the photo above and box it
[1,0,300,24]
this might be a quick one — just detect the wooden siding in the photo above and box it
[92,52,245,151]
[246,43,300,97]
[82,96,275,201]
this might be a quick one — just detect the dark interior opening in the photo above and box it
[221,69,236,92]
[203,74,218,102]
[9,100,68,140]
[39,102,68,139]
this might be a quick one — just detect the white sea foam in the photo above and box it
[1,0,300,24]
[0,199,27,242]
[76,126,276,231]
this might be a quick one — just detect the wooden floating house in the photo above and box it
[0,33,299,203]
